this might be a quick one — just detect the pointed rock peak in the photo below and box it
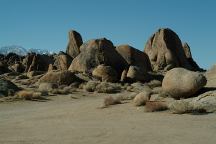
[182,42,192,58]
[144,28,191,71]
[66,30,83,59]
[182,42,204,71]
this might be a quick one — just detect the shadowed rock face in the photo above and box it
[69,38,128,76]
[116,45,152,72]
[53,52,72,71]
[182,43,203,71]
[0,78,20,96]
[92,64,118,82]
[66,30,83,59]
[144,28,191,71]
[23,53,54,72]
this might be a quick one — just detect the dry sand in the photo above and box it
[0,92,216,144]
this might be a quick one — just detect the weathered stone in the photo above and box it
[23,53,54,72]
[116,45,152,71]
[182,43,203,71]
[144,28,191,71]
[69,38,128,76]
[10,63,25,73]
[162,68,207,99]
[54,52,72,70]
[66,30,83,58]
[39,70,80,85]
[126,66,148,82]
[120,69,128,82]
[0,78,20,96]
[92,64,118,82]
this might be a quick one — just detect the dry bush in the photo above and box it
[50,87,75,95]
[96,82,121,93]
[16,90,42,100]
[145,101,168,112]
[84,81,100,92]
[102,96,122,108]
[133,91,151,106]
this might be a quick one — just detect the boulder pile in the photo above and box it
[1,27,215,114]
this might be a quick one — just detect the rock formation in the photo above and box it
[92,64,118,82]
[144,28,192,71]
[126,66,149,82]
[68,38,128,76]
[53,52,72,71]
[0,78,20,96]
[182,43,203,71]
[66,30,83,59]
[23,53,54,72]
[162,68,207,99]
[116,45,152,72]
[39,70,80,85]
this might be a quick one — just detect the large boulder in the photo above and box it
[0,78,20,96]
[162,68,207,99]
[66,30,83,59]
[182,43,203,71]
[92,64,118,82]
[39,70,80,85]
[116,45,152,72]
[23,53,54,72]
[68,38,128,76]
[169,90,216,113]
[53,52,72,70]
[144,28,191,71]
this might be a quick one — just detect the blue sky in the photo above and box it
[0,0,215,69]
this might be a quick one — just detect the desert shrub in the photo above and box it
[38,82,58,92]
[50,87,75,95]
[133,91,151,106]
[96,82,121,93]
[145,101,168,112]
[84,81,100,92]
[16,90,42,100]
[102,96,122,108]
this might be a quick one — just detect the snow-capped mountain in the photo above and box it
[0,45,28,56]
[0,45,53,55]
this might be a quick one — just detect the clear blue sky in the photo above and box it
[0,0,215,69]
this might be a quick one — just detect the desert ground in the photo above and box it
[0,91,216,144]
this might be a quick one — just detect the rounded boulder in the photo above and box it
[162,68,207,99]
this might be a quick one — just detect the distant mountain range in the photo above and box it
[0,45,53,56]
